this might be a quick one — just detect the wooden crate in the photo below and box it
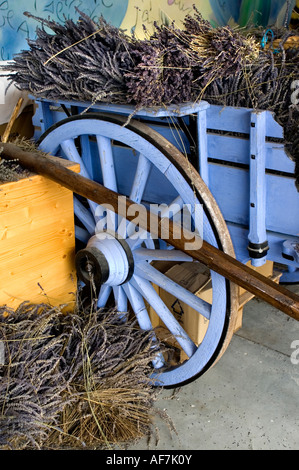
[149,263,210,357]
[0,105,34,140]
[150,260,281,362]
[234,260,282,331]
[0,157,79,311]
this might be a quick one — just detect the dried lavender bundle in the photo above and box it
[182,8,260,94]
[0,158,30,182]
[125,11,260,107]
[125,23,193,108]
[150,23,194,105]
[199,33,299,188]
[3,10,134,104]
[48,308,162,449]
[124,38,166,108]
[0,303,72,450]
[0,301,161,450]
[2,7,298,182]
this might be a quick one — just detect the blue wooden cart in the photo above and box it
[31,97,299,387]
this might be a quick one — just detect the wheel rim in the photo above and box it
[38,113,238,387]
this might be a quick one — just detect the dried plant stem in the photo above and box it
[2,6,298,183]
[43,27,104,66]
[0,299,163,450]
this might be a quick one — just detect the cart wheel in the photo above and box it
[38,113,239,387]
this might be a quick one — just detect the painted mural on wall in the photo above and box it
[120,0,295,37]
[0,0,129,60]
[0,0,295,60]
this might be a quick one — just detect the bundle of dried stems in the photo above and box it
[0,298,166,450]
[2,6,299,183]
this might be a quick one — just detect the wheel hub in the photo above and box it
[75,234,134,287]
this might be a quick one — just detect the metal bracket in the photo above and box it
[282,240,299,264]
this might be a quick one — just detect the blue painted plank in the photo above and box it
[206,105,284,139]
[265,110,284,139]
[207,134,295,173]
[206,105,252,134]
[34,99,193,155]
[265,173,299,236]
[207,133,250,164]
[267,144,296,173]
[197,109,209,184]
[33,97,209,119]
[208,164,250,226]
[210,163,299,236]
[145,123,190,155]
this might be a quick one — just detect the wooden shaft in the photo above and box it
[190,244,299,320]
[1,98,24,144]
[1,141,299,320]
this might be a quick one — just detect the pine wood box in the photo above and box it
[0,158,79,311]
[150,260,281,361]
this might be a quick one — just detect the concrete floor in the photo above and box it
[128,283,299,451]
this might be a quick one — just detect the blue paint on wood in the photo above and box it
[35,97,299,282]
[248,111,268,266]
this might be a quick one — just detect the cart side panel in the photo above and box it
[207,105,284,138]
[32,99,197,158]
[206,105,298,236]
[208,164,299,236]
[206,105,299,274]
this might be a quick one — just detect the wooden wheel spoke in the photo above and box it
[127,195,185,249]
[131,275,197,358]
[122,282,153,330]
[123,282,165,368]
[60,139,90,179]
[117,153,152,239]
[130,153,152,203]
[97,284,112,309]
[113,285,127,315]
[60,138,98,216]
[96,135,117,191]
[75,225,90,244]
[151,195,184,217]
[96,134,121,233]
[73,196,95,234]
[135,262,211,320]
[133,247,192,263]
